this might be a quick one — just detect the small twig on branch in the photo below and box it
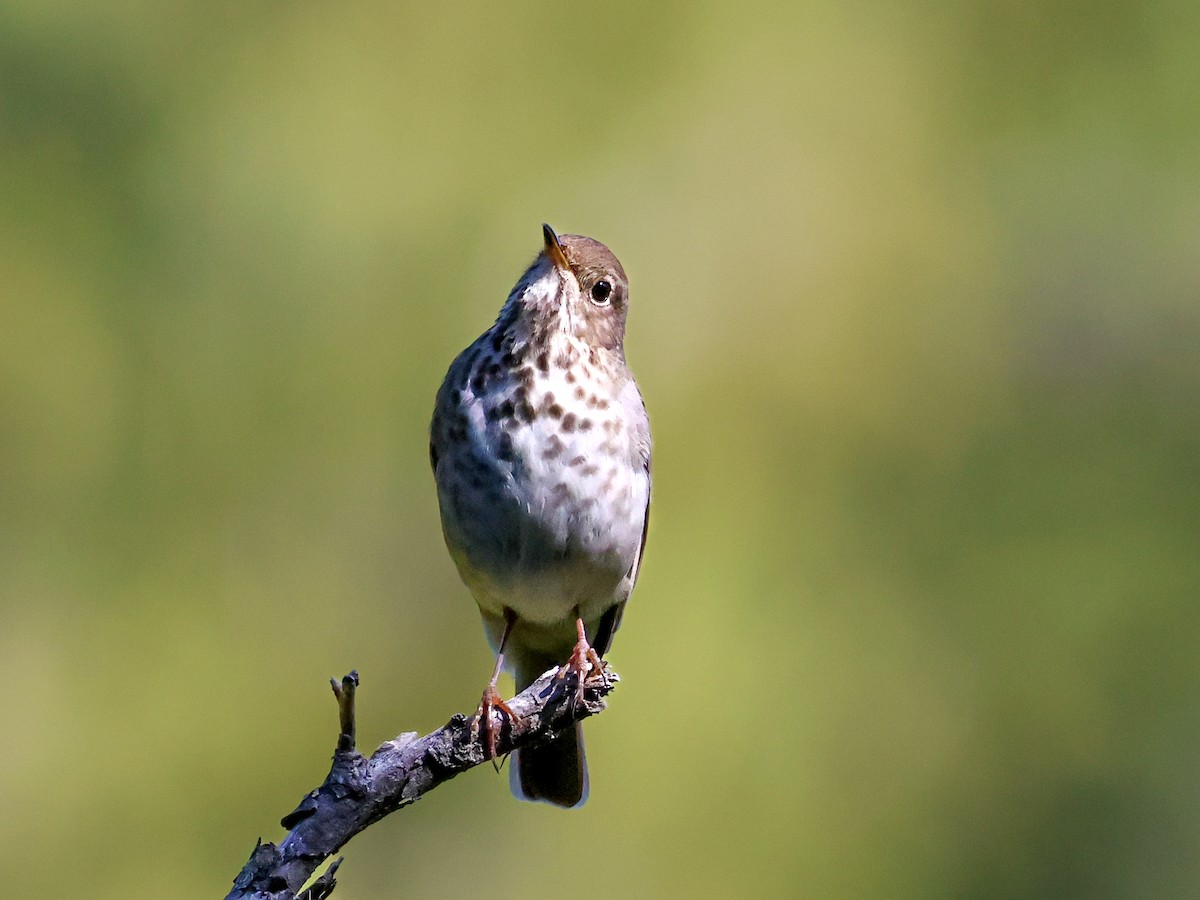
[226,664,618,899]
[329,672,358,753]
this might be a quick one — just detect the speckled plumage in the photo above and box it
[430,227,650,807]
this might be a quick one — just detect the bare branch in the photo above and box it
[226,666,618,899]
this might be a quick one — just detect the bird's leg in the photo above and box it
[473,610,516,764]
[560,613,608,704]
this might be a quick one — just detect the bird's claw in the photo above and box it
[559,634,607,706]
[472,683,515,762]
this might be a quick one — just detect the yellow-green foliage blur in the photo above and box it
[2,2,1197,897]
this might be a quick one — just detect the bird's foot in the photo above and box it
[472,682,515,764]
[559,626,608,706]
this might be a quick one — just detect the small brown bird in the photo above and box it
[430,225,651,807]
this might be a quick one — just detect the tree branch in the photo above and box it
[226,665,618,899]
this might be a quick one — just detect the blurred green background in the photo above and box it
[2,1,1199,897]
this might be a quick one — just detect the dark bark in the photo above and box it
[226,666,617,899]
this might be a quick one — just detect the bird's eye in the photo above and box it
[590,280,613,305]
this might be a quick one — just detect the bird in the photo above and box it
[429,224,651,807]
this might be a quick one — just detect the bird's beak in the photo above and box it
[542,223,570,273]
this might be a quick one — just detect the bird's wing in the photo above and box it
[595,412,651,657]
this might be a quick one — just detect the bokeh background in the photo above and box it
[3,1,1199,897]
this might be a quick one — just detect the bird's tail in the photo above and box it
[509,656,588,808]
